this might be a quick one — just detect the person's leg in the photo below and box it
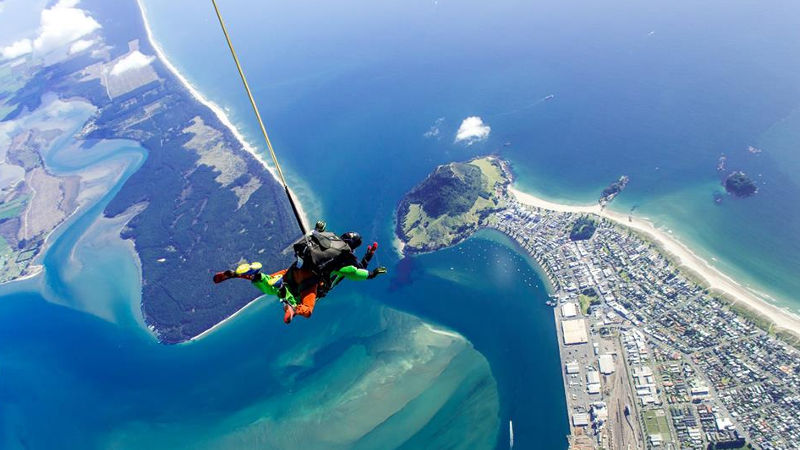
[284,267,318,323]
[250,269,287,296]
[294,286,318,318]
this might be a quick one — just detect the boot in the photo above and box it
[213,270,235,284]
[235,261,262,277]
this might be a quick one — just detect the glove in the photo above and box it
[368,266,387,279]
[367,242,378,255]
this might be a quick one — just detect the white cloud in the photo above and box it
[424,117,445,139]
[1,39,32,60]
[1,0,100,61]
[32,0,100,54]
[69,38,93,54]
[454,116,491,144]
[110,50,154,76]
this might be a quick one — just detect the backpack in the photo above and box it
[293,231,351,277]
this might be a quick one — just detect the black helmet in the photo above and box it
[340,232,362,250]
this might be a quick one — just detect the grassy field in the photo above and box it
[578,294,592,315]
[470,157,505,188]
[0,195,28,220]
[0,235,9,255]
[643,409,672,441]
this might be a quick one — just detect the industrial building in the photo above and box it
[562,319,589,345]
[598,354,614,374]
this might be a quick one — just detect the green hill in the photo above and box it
[396,156,510,253]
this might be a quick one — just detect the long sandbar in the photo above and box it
[509,186,800,335]
[135,0,309,232]
[136,0,312,341]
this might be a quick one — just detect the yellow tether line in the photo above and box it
[211,0,286,185]
[211,0,307,234]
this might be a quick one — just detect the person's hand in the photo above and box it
[367,242,378,254]
[368,266,387,279]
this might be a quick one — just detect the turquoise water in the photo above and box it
[0,122,507,448]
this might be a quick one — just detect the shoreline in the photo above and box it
[508,186,800,335]
[187,293,270,343]
[135,0,309,232]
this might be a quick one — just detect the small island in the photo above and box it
[395,156,510,254]
[569,216,596,241]
[599,175,629,206]
[724,171,757,197]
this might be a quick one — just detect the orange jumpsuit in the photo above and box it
[283,266,319,318]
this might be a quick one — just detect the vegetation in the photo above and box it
[96,81,301,343]
[569,216,596,241]
[396,157,510,253]
[724,171,757,197]
[0,196,28,220]
[0,0,306,343]
[707,440,750,449]
[643,410,672,442]
[578,295,592,315]
[599,175,629,204]
[404,162,484,218]
[578,289,601,315]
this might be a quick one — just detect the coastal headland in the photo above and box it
[397,155,800,448]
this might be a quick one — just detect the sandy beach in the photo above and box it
[188,293,272,342]
[508,186,800,335]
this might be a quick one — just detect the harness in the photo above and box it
[286,231,351,298]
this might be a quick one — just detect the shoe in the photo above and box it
[283,303,295,324]
[235,262,262,277]
[213,270,235,284]
[268,275,283,289]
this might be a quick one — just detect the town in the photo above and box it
[492,199,800,450]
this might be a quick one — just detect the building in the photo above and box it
[715,415,735,431]
[561,302,577,318]
[590,402,608,423]
[566,361,580,374]
[598,354,615,374]
[573,412,590,427]
[648,434,663,447]
[587,369,601,394]
[562,319,589,345]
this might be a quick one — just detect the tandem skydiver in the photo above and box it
[213,221,387,324]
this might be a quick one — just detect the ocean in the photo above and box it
[2,0,799,448]
[140,0,800,308]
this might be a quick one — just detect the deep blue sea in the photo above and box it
[2,0,800,448]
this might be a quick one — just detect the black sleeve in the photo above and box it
[339,251,362,269]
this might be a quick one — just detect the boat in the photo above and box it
[509,420,514,448]
[544,94,555,101]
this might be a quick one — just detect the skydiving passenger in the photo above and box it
[213,222,387,324]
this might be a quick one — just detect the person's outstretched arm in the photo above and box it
[332,265,386,281]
